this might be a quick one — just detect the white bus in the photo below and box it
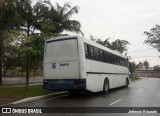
[43,35,130,93]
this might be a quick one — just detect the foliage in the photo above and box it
[143,60,149,70]
[43,2,83,37]
[131,75,141,81]
[23,35,44,69]
[3,30,26,76]
[153,65,160,72]
[111,39,130,53]
[129,62,139,79]
[137,62,143,69]
[0,0,21,85]
[0,0,19,32]
[0,0,83,86]
[144,25,160,52]
[90,35,130,54]
[129,62,138,74]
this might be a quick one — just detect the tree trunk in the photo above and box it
[21,68,24,76]
[3,67,8,76]
[0,40,3,85]
[26,52,30,90]
[34,68,36,76]
[25,23,30,90]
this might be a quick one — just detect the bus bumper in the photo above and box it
[43,79,86,91]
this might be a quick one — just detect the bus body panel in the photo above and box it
[44,38,79,80]
[83,59,129,92]
[82,38,130,92]
[43,37,86,91]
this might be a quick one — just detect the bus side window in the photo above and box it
[108,53,111,63]
[115,56,117,65]
[84,43,89,58]
[109,53,112,64]
[111,54,114,64]
[100,50,104,61]
[94,47,100,61]
[122,59,125,67]
[89,45,94,59]
[104,52,108,63]
[119,58,122,66]
[117,56,120,65]
[125,59,128,67]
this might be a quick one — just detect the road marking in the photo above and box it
[109,99,122,106]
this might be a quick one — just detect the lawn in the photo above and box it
[131,76,141,81]
[0,85,55,97]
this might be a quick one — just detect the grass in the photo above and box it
[131,76,141,81]
[0,85,55,98]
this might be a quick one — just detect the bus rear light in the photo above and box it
[44,80,48,84]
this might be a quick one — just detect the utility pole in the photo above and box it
[112,32,114,42]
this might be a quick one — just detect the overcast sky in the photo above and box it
[49,0,160,67]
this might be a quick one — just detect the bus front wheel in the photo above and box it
[103,78,109,94]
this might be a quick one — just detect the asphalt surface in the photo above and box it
[1,77,160,116]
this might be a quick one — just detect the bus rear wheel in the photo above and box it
[102,78,109,94]
[125,78,129,88]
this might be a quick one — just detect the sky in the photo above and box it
[48,0,160,67]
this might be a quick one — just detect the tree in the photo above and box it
[111,39,130,54]
[129,62,138,77]
[90,35,130,54]
[144,25,160,52]
[0,0,19,85]
[3,30,27,77]
[154,65,160,72]
[16,0,52,89]
[143,60,149,70]
[138,62,143,69]
[44,2,83,37]
[0,0,83,86]
[3,30,25,76]
[143,60,149,77]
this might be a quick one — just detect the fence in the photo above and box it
[135,70,160,78]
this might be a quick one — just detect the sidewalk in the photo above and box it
[2,76,43,85]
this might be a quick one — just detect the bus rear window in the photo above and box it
[45,38,78,60]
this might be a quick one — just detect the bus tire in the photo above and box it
[125,78,129,88]
[102,78,109,94]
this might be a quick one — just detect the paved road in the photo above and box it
[2,78,160,116]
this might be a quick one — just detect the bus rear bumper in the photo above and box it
[43,79,86,91]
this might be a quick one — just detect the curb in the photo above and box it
[0,91,68,107]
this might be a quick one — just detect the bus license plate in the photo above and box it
[57,80,65,83]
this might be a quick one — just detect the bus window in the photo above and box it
[110,54,115,64]
[89,45,94,59]
[100,50,104,61]
[84,43,89,58]
[94,47,100,61]
[104,52,108,63]
[115,56,118,65]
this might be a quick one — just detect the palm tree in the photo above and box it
[46,2,83,36]
[0,0,19,85]
[16,0,50,89]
